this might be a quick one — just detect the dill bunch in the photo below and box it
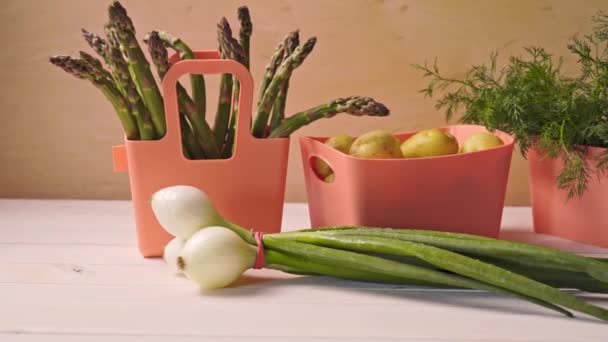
[415,12,608,199]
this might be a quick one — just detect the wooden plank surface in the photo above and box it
[1,199,607,341]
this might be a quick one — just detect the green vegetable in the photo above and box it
[180,114,206,159]
[263,237,573,317]
[271,232,608,320]
[257,41,285,111]
[52,2,391,160]
[294,227,608,283]
[108,1,166,137]
[221,7,251,158]
[156,31,206,120]
[472,257,608,293]
[145,31,208,157]
[81,29,111,73]
[237,6,252,69]
[268,97,390,138]
[214,19,237,150]
[252,37,317,138]
[152,185,608,321]
[269,30,300,132]
[415,12,608,199]
[49,55,139,140]
[104,30,156,139]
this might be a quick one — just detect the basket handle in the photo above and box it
[161,51,255,157]
[308,153,340,185]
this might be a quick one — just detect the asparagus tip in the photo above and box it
[142,31,155,44]
[289,36,317,68]
[305,36,317,47]
[145,31,170,77]
[49,55,87,79]
[81,28,107,57]
[218,17,232,36]
[237,6,252,37]
[346,96,390,116]
[283,30,300,56]
[108,1,135,33]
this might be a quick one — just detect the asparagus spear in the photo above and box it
[108,1,166,136]
[180,114,206,159]
[216,18,248,65]
[237,6,252,69]
[81,29,110,65]
[270,30,300,131]
[50,55,139,140]
[268,96,390,138]
[214,18,238,150]
[221,7,253,158]
[78,51,111,78]
[156,31,206,119]
[145,31,170,79]
[146,31,219,158]
[105,28,156,139]
[84,23,153,147]
[252,36,317,138]
[256,40,285,109]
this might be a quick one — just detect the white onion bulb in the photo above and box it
[163,237,186,274]
[178,226,256,290]
[151,185,222,239]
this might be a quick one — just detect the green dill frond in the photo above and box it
[597,149,608,177]
[557,153,590,200]
[593,11,608,41]
[413,11,608,199]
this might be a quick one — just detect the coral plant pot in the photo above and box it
[528,147,608,247]
[112,51,289,257]
[300,125,514,237]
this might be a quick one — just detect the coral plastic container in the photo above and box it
[528,147,608,247]
[112,51,289,257]
[300,125,514,237]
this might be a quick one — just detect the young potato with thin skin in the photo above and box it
[401,129,459,158]
[349,130,402,159]
[314,134,354,179]
[460,132,504,153]
[324,173,336,183]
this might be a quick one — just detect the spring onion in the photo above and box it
[151,185,608,321]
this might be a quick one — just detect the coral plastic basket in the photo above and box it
[528,147,608,247]
[300,125,514,237]
[112,51,289,257]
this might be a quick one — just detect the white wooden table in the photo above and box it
[1,200,607,341]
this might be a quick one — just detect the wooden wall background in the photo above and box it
[1,0,605,203]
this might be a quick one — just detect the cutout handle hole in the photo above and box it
[310,156,336,183]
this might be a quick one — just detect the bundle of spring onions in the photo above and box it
[49,1,390,159]
[151,185,608,322]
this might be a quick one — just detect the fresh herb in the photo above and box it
[415,12,608,199]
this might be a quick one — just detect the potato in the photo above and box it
[349,130,402,159]
[314,134,355,178]
[324,173,336,183]
[400,129,459,158]
[460,132,504,153]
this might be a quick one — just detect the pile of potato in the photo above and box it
[315,129,504,182]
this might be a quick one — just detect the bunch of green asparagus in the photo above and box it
[50,1,389,159]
